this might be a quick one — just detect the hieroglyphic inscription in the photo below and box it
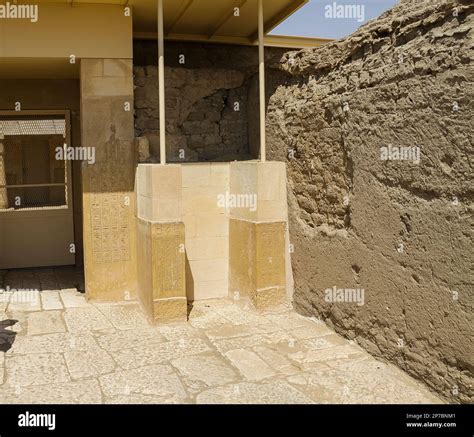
[90,142,132,263]
[256,223,286,288]
[153,224,185,298]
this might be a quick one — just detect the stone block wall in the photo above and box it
[137,162,231,304]
[136,161,291,313]
[133,41,287,162]
[181,164,230,301]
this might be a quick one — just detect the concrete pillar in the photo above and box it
[258,0,266,163]
[80,58,137,301]
[158,0,167,165]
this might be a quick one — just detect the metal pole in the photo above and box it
[158,0,166,164]
[258,0,266,162]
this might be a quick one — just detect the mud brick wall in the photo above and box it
[266,0,473,403]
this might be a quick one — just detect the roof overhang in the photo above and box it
[17,0,324,47]
[134,0,309,44]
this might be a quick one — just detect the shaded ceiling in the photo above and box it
[30,0,309,44]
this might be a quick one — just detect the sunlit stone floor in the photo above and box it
[0,268,442,404]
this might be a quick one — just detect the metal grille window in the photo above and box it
[0,115,69,211]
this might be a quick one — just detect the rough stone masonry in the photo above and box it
[133,41,287,162]
[266,0,473,403]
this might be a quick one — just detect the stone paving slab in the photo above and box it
[225,349,276,381]
[5,353,70,388]
[196,380,314,404]
[26,310,66,335]
[40,291,63,311]
[99,365,188,403]
[0,380,102,404]
[287,360,441,404]
[0,272,443,404]
[110,338,211,370]
[171,353,239,392]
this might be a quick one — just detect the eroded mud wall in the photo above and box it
[266,0,473,403]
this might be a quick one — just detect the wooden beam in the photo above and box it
[165,0,194,36]
[250,0,308,43]
[207,0,248,39]
[133,32,332,48]
[135,31,253,46]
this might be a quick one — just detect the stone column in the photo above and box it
[136,164,187,323]
[80,58,137,301]
[229,161,288,309]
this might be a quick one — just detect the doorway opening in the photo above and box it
[0,111,83,284]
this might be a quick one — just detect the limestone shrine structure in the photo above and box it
[0,0,328,323]
[0,0,471,405]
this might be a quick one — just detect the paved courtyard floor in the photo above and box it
[0,268,442,404]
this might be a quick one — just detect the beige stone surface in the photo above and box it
[136,161,290,306]
[97,328,165,352]
[135,136,150,163]
[190,280,228,301]
[110,338,210,370]
[182,164,230,300]
[151,223,186,300]
[64,348,116,379]
[0,274,443,404]
[229,219,287,309]
[64,307,113,332]
[136,219,188,324]
[153,298,188,324]
[137,164,183,222]
[225,349,276,381]
[1,4,132,60]
[7,332,97,355]
[26,310,66,335]
[6,291,41,312]
[185,237,228,261]
[59,290,91,309]
[40,291,63,311]
[95,303,149,330]
[196,380,313,404]
[0,380,103,404]
[287,360,441,404]
[5,353,70,387]
[81,58,138,303]
[229,161,287,223]
[171,354,238,390]
[99,365,188,403]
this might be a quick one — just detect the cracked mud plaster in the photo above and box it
[265,0,473,403]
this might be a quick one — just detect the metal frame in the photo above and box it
[156,0,267,164]
[258,0,266,162]
[158,0,167,165]
[0,109,72,212]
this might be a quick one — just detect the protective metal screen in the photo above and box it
[0,115,68,211]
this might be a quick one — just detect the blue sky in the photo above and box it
[271,0,400,39]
